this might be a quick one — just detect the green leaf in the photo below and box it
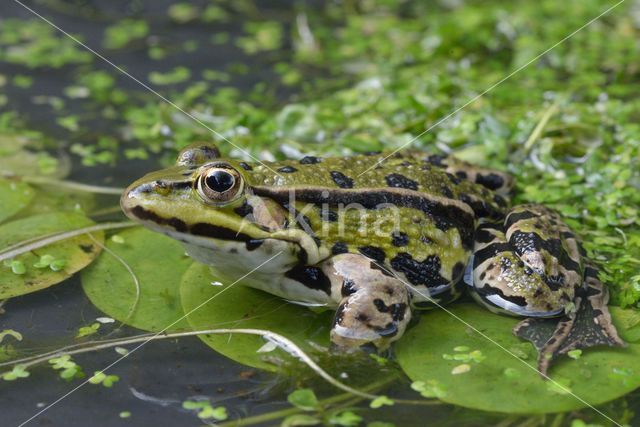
[396,303,640,414]
[2,364,30,381]
[76,322,100,338]
[81,228,192,332]
[197,406,227,420]
[0,212,103,299]
[179,263,332,371]
[328,410,363,426]
[281,414,321,427]
[287,389,320,411]
[369,396,394,409]
[0,179,34,223]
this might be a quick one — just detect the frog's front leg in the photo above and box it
[320,254,412,350]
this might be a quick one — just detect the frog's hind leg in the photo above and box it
[467,204,624,375]
[421,153,514,196]
[513,264,625,376]
[321,254,412,351]
[468,205,580,317]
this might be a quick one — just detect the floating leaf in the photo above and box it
[396,303,640,414]
[288,389,319,411]
[2,364,30,381]
[81,228,191,332]
[180,263,332,371]
[369,396,394,409]
[0,179,34,223]
[0,212,103,299]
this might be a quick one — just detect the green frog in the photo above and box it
[121,143,623,375]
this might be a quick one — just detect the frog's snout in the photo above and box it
[120,179,167,222]
[120,181,146,219]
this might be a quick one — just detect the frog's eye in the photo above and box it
[196,166,243,204]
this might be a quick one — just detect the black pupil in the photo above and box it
[205,170,234,193]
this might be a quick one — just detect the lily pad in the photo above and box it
[180,263,332,371]
[0,179,34,223]
[0,212,103,299]
[81,228,192,331]
[396,303,640,414]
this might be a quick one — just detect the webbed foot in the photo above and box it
[513,265,625,377]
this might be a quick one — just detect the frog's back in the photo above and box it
[245,150,508,219]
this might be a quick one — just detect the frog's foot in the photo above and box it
[321,254,411,351]
[513,265,625,376]
[466,204,624,376]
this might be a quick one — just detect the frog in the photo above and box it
[121,143,624,375]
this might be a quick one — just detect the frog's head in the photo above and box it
[121,143,319,274]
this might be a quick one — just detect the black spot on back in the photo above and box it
[320,207,338,222]
[358,246,386,263]
[445,173,461,185]
[455,171,468,180]
[476,173,505,190]
[330,171,354,189]
[391,231,409,247]
[385,173,419,190]
[278,166,298,173]
[425,154,446,166]
[300,156,322,165]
